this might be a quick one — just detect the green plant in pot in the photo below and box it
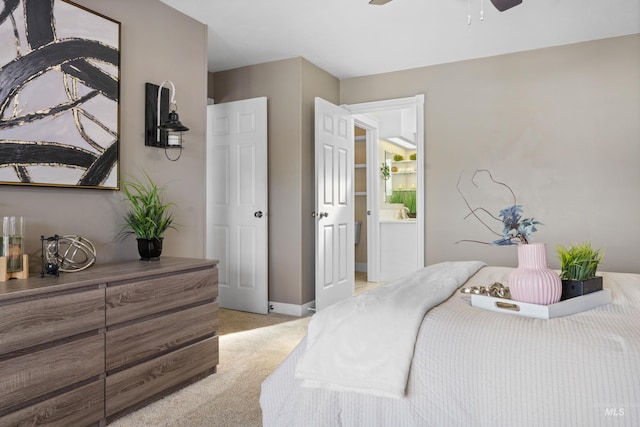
[118,172,177,260]
[403,190,417,218]
[387,190,417,218]
[556,242,604,300]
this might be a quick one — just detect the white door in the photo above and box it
[314,97,354,311]
[206,97,268,314]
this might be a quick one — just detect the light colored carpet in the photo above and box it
[109,309,311,427]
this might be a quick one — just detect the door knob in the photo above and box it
[319,212,329,219]
[254,211,263,218]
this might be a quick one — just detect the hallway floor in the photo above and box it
[355,271,384,295]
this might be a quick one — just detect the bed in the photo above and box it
[260,262,640,426]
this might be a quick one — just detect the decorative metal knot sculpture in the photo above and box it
[460,282,511,299]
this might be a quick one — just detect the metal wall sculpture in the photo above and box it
[0,0,120,189]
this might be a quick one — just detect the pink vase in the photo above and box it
[508,243,562,305]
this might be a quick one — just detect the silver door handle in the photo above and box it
[254,211,263,218]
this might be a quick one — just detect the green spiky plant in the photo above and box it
[387,190,416,214]
[118,172,177,239]
[556,242,604,281]
[403,190,416,214]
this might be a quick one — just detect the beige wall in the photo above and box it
[341,34,640,273]
[211,34,639,308]
[211,58,339,306]
[1,0,208,269]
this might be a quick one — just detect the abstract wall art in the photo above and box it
[0,0,120,189]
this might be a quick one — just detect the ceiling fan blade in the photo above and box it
[490,0,523,12]
[369,0,393,5]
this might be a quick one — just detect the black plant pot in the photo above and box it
[560,276,603,300]
[137,237,163,261]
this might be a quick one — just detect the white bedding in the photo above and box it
[295,261,485,398]
[260,266,640,427]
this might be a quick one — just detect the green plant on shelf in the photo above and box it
[393,154,404,162]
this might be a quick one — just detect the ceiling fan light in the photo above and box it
[490,0,523,12]
[369,0,393,5]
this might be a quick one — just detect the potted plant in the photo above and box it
[119,171,177,260]
[393,154,404,162]
[556,242,604,300]
[387,190,417,219]
[404,190,417,218]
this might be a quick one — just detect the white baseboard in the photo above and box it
[355,263,367,272]
[269,300,315,317]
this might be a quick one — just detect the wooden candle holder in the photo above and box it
[0,254,29,281]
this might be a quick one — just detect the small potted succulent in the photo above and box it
[118,171,177,260]
[556,242,604,300]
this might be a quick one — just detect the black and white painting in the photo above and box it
[0,0,120,189]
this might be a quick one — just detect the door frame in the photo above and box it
[351,114,381,282]
[344,95,425,277]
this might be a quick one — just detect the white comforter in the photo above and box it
[261,266,640,427]
[295,261,485,398]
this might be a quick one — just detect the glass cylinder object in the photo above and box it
[2,216,25,272]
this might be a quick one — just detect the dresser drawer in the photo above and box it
[0,334,104,412]
[106,268,217,325]
[106,335,218,417]
[0,379,104,427]
[106,301,218,371]
[0,288,104,354]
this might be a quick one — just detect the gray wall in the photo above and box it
[1,0,208,271]
[341,34,640,273]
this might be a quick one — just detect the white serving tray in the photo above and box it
[471,289,612,319]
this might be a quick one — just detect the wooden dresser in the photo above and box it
[0,257,219,427]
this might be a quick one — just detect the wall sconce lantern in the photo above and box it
[145,80,189,161]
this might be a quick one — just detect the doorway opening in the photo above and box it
[346,95,424,284]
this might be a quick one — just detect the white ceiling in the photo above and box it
[159,0,640,79]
